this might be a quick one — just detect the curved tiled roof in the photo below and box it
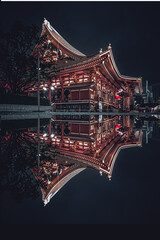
[43,167,86,206]
[43,18,86,57]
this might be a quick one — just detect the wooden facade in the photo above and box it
[30,18,143,112]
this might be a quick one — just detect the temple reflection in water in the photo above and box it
[2,115,157,206]
[18,115,142,206]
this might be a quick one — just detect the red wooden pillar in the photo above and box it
[94,84,98,102]
[73,73,77,84]
[49,120,51,136]
[61,122,64,139]
[73,141,77,152]
[48,82,51,102]
[100,79,102,99]
[60,77,64,102]
[89,71,92,82]
[48,120,52,143]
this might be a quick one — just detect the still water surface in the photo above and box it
[0,115,160,223]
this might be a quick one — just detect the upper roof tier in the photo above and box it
[40,19,143,94]
[42,18,86,58]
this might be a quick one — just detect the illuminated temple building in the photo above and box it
[30,116,142,205]
[31,18,143,112]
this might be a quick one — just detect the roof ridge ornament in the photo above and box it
[42,18,86,57]
[44,17,48,25]
[108,43,112,50]
[99,48,103,53]
[44,18,52,30]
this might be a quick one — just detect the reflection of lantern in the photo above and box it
[115,124,122,129]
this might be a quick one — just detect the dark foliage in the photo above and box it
[0,21,53,95]
[0,123,59,203]
[0,130,41,202]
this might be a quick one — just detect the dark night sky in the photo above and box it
[1,1,160,86]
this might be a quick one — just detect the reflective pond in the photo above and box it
[0,114,160,223]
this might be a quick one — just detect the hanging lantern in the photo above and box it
[115,124,122,129]
[115,93,122,100]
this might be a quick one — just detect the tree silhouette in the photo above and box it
[0,130,41,202]
[0,126,60,203]
[0,21,53,95]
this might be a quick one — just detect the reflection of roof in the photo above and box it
[104,130,143,178]
[43,167,86,206]
[43,18,86,57]
[108,142,142,178]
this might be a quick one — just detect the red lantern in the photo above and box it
[115,94,122,100]
[115,124,122,129]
